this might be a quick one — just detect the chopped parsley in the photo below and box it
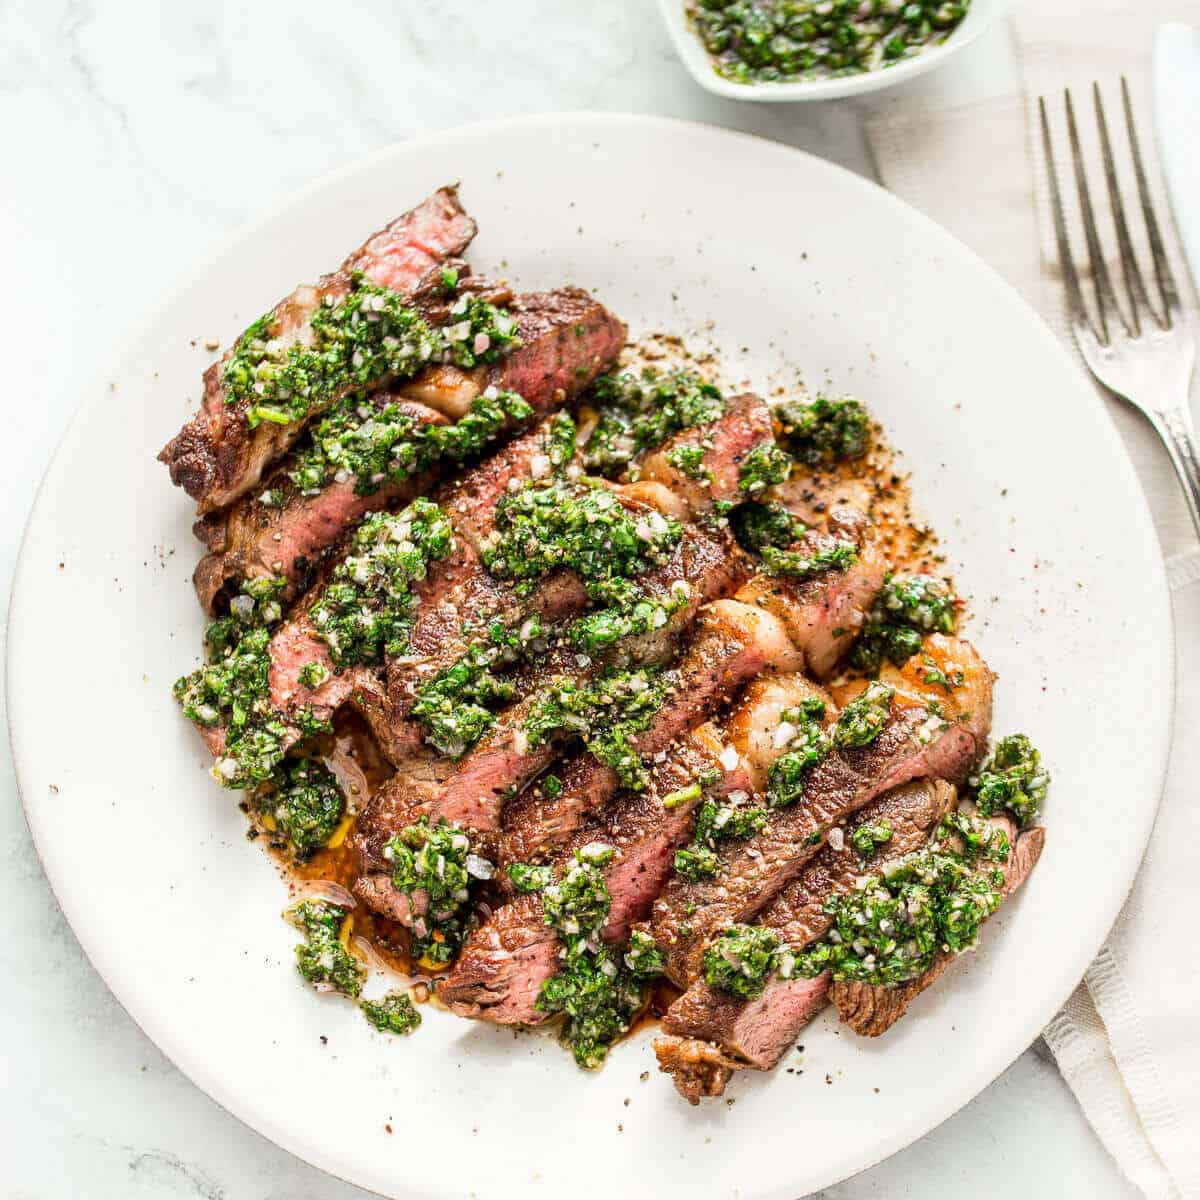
[523,666,672,790]
[737,442,792,496]
[288,900,365,997]
[260,758,345,859]
[850,819,893,861]
[759,539,858,579]
[833,682,894,750]
[766,700,831,807]
[536,844,664,1069]
[703,925,781,999]
[776,396,870,463]
[289,386,534,498]
[729,500,806,554]
[309,499,454,667]
[583,369,725,478]
[361,992,421,1036]
[384,818,491,965]
[173,576,290,789]
[969,734,1049,827]
[482,478,681,607]
[222,275,519,428]
[851,573,958,674]
[792,814,1010,986]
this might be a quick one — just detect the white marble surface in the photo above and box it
[0,2,1151,1197]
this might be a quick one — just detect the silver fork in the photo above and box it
[1039,78,1200,538]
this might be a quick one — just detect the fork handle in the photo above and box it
[1155,405,1200,540]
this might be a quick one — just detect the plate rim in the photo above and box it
[7,111,1175,1199]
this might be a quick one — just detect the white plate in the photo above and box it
[656,0,1010,102]
[8,115,1172,1200]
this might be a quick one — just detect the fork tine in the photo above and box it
[1121,75,1181,324]
[1065,87,1126,342]
[1039,96,1094,339]
[1093,83,1150,335]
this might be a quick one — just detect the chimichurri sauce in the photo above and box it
[688,0,970,84]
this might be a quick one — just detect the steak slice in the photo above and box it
[655,780,956,1101]
[191,289,626,614]
[160,187,477,513]
[828,819,1045,1036]
[349,533,751,920]
[192,396,447,614]
[385,396,773,723]
[498,598,802,866]
[647,636,994,986]
[635,393,775,516]
[734,507,887,679]
[438,730,749,1024]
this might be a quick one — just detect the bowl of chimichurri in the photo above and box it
[659,0,1008,100]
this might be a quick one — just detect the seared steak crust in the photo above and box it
[829,821,1045,1036]
[160,187,477,513]
[439,734,747,1024]
[735,508,886,679]
[657,780,956,1099]
[499,603,772,866]
[647,638,993,987]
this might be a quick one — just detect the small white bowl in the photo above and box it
[657,0,1009,102]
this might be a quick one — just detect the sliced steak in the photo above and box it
[646,636,993,986]
[438,731,747,1024]
[160,187,477,513]
[635,393,775,516]
[829,819,1045,1036]
[351,528,748,901]
[191,289,626,614]
[192,396,447,613]
[734,507,886,679]
[656,780,956,1101]
[499,599,799,865]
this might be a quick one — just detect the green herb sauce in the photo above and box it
[832,681,895,749]
[851,572,958,674]
[523,666,672,790]
[759,540,858,579]
[361,991,422,1036]
[737,442,793,497]
[674,794,769,882]
[969,734,1049,827]
[289,900,365,997]
[689,1,971,86]
[583,369,725,478]
[384,818,491,965]
[223,275,519,429]
[532,844,664,1069]
[260,758,345,859]
[791,813,1010,985]
[729,500,806,554]
[482,479,682,607]
[174,576,290,789]
[850,819,893,860]
[290,387,534,498]
[703,924,782,999]
[766,699,831,808]
[309,499,454,667]
[776,395,870,463]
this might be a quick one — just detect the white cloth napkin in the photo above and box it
[866,3,1200,1196]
